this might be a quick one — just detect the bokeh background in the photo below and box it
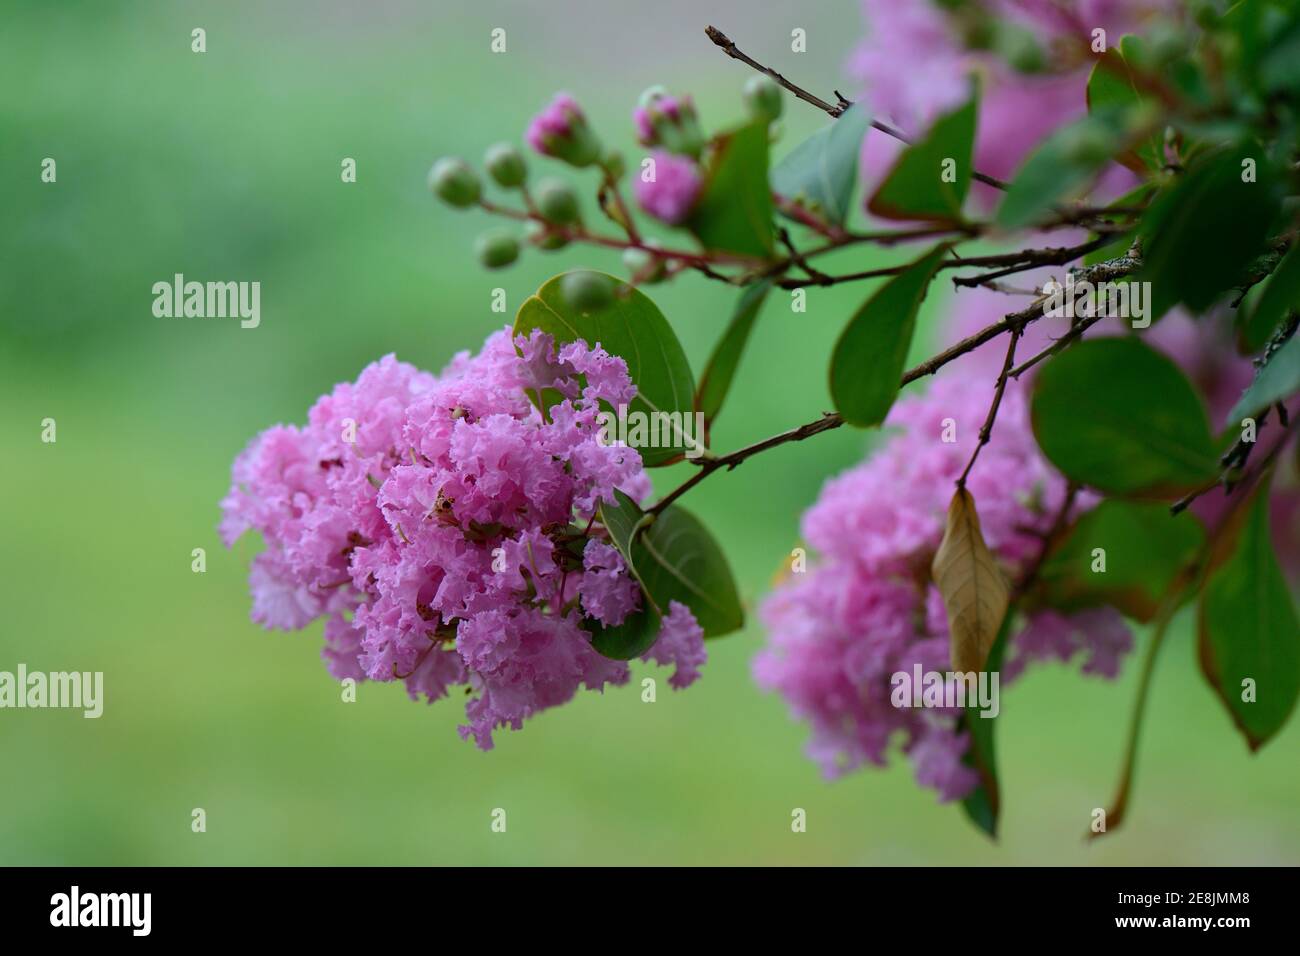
[2,0,1297,865]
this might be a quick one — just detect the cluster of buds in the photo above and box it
[427,78,783,282]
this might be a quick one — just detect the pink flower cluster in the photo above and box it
[754,372,1132,802]
[221,328,706,748]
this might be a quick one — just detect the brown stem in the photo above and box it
[780,236,1117,291]
[951,235,1117,288]
[650,250,1145,514]
[957,325,1024,489]
[648,413,843,516]
[705,25,1010,191]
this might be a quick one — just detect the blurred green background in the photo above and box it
[2,0,1297,866]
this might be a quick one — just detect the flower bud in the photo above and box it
[428,158,481,208]
[634,151,703,225]
[475,229,520,269]
[526,93,603,167]
[484,143,527,188]
[601,149,626,180]
[560,272,615,313]
[535,178,581,225]
[633,87,705,158]
[743,76,784,122]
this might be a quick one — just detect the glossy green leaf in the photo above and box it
[1199,472,1300,750]
[1035,500,1205,622]
[592,489,744,659]
[829,245,947,427]
[514,271,697,466]
[770,103,871,227]
[689,120,775,258]
[1137,144,1279,320]
[1031,337,1219,497]
[696,280,771,426]
[868,95,976,223]
[1086,37,1164,173]
[1228,329,1300,423]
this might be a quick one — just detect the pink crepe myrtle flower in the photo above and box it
[635,150,703,225]
[755,372,1133,801]
[525,93,603,167]
[222,328,704,749]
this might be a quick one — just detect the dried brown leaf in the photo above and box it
[932,488,1009,673]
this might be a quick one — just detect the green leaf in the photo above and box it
[829,245,948,427]
[1228,329,1300,423]
[1137,144,1279,320]
[1240,244,1300,353]
[695,280,771,426]
[1259,9,1300,93]
[586,491,659,659]
[958,613,1011,839]
[1086,37,1164,174]
[867,95,976,223]
[1031,337,1219,497]
[514,271,697,466]
[996,109,1128,229]
[592,489,744,659]
[1034,500,1205,622]
[689,119,775,258]
[1199,471,1300,750]
[770,103,871,227]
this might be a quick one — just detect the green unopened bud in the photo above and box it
[601,149,626,180]
[560,272,615,313]
[428,157,481,208]
[484,143,526,188]
[536,178,581,225]
[622,245,667,283]
[475,229,519,269]
[525,219,570,251]
[743,75,784,122]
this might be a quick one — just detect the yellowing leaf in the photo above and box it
[931,488,1010,674]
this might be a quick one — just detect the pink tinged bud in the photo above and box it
[633,106,655,146]
[634,151,703,225]
[635,93,703,157]
[526,92,602,167]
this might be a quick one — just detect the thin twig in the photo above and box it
[649,250,1147,514]
[951,235,1116,288]
[957,326,1024,489]
[704,24,1010,191]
